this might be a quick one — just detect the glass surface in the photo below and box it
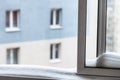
[56,9,61,25]
[106,0,116,53]
[50,10,53,25]
[7,49,11,64]
[105,0,120,68]
[0,0,78,71]
[6,11,10,27]
[86,0,120,68]
[13,11,18,27]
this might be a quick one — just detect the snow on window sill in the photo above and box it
[50,59,61,63]
[0,65,77,79]
[50,25,62,29]
[5,27,20,32]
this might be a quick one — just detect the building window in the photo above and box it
[50,9,62,29]
[6,48,19,64]
[6,10,20,32]
[50,43,61,63]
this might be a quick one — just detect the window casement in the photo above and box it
[50,43,61,63]
[6,10,20,32]
[6,48,19,64]
[78,0,120,77]
[50,9,62,29]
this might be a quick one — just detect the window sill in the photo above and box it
[0,65,118,79]
[5,28,20,32]
[50,59,61,63]
[0,65,77,79]
[50,25,62,29]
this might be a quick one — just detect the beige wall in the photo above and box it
[0,37,77,69]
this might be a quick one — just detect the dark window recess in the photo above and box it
[6,48,19,64]
[7,49,11,64]
[55,44,59,59]
[13,11,18,27]
[6,11,10,27]
[50,44,53,59]
[51,10,53,25]
[56,10,60,25]
[50,9,62,26]
[13,48,19,64]
[50,44,60,60]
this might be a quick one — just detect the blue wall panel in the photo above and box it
[0,0,78,44]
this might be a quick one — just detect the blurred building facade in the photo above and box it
[0,0,78,68]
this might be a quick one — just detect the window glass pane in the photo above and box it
[86,0,120,69]
[55,44,59,59]
[106,0,116,52]
[1,0,78,71]
[105,0,120,68]
[13,11,18,27]
[13,48,19,64]
[56,10,60,25]
[50,10,53,25]
[50,44,53,59]
[6,11,10,27]
[7,49,11,64]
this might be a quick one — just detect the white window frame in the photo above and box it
[50,9,62,29]
[5,10,20,32]
[7,48,19,64]
[77,0,120,77]
[50,43,61,63]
